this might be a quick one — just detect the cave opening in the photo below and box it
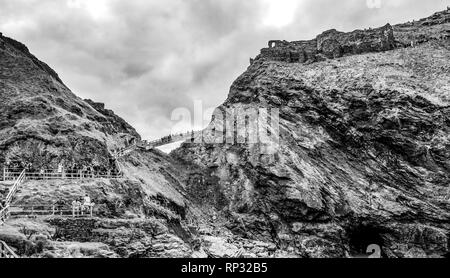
[348,224,385,257]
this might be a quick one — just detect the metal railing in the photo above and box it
[1,169,25,225]
[0,241,18,259]
[114,142,138,158]
[0,205,10,225]
[9,204,95,218]
[5,169,25,205]
[138,131,200,149]
[3,169,124,181]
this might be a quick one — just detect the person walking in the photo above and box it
[39,168,45,180]
[4,160,11,181]
[57,163,64,178]
[81,165,87,179]
[72,199,81,217]
[55,198,66,216]
[82,194,95,217]
[89,166,94,178]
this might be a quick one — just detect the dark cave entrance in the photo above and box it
[347,224,385,257]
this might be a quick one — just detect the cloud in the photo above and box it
[0,0,448,139]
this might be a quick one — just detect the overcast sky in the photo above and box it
[0,0,448,139]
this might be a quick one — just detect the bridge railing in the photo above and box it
[138,132,200,149]
[114,142,138,158]
[0,240,18,259]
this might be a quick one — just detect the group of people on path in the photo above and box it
[71,195,96,217]
[4,161,121,180]
[55,163,121,179]
[52,194,95,217]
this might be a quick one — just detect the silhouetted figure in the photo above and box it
[39,168,45,180]
[55,199,66,216]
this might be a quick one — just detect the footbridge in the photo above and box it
[137,131,201,150]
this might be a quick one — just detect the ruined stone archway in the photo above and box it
[268,40,279,48]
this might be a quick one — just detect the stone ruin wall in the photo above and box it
[258,24,395,64]
[255,9,449,64]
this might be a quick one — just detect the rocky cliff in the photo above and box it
[1,9,449,259]
[174,9,450,258]
[0,32,201,258]
[0,32,140,170]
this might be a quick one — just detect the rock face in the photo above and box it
[84,99,140,139]
[0,33,140,170]
[174,9,450,258]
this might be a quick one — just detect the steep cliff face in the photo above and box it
[174,9,450,258]
[0,33,139,170]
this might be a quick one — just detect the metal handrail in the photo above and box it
[115,143,138,158]
[0,240,18,258]
[9,203,95,218]
[138,131,199,149]
[0,170,25,225]
[3,170,124,181]
[0,205,10,225]
[5,169,25,205]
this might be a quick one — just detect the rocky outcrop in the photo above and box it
[84,99,140,140]
[0,33,64,85]
[0,33,139,170]
[48,218,192,258]
[257,9,450,65]
[174,9,450,258]
[393,9,450,47]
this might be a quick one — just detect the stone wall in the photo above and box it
[258,24,395,64]
[256,9,450,65]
